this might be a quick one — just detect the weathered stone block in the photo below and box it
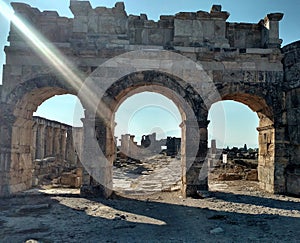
[174,19,193,37]
[73,17,88,33]
[245,169,258,181]
[61,173,82,188]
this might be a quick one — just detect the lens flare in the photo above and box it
[0,1,102,115]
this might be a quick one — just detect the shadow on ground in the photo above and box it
[0,189,299,242]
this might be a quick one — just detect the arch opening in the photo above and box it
[6,79,85,194]
[113,91,183,195]
[87,70,208,198]
[207,94,274,193]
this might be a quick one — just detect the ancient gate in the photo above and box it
[0,1,299,197]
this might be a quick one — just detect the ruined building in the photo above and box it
[31,116,83,187]
[0,1,300,197]
[117,132,181,160]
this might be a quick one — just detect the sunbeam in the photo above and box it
[0,1,102,115]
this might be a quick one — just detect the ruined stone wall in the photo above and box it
[282,41,300,195]
[1,2,284,98]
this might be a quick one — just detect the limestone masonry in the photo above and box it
[0,1,299,197]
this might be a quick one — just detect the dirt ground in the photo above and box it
[1,178,300,243]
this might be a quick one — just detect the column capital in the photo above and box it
[265,13,284,22]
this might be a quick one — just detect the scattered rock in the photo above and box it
[210,227,225,234]
[114,214,127,221]
[72,206,88,212]
[25,240,40,243]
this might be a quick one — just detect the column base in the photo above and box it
[186,183,208,198]
[80,184,113,199]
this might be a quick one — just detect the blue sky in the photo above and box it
[0,0,299,148]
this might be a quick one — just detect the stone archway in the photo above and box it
[80,71,210,198]
[209,92,275,192]
[1,75,83,194]
[213,81,289,194]
[1,1,298,197]
[106,71,207,197]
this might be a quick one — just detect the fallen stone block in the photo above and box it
[61,173,82,188]
[245,169,258,181]
[218,173,243,181]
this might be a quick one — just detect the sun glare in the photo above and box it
[0,1,101,116]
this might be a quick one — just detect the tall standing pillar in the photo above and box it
[31,123,38,159]
[60,128,67,161]
[36,124,46,159]
[80,112,113,198]
[66,128,76,165]
[0,107,16,196]
[181,119,209,197]
[262,13,284,48]
[45,126,54,157]
[53,127,60,158]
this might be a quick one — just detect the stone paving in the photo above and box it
[113,155,182,195]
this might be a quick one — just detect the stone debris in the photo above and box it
[210,227,225,234]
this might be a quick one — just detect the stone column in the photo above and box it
[53,128,60,158]
[32,123,38,159]
[129,135,137,158]
[60,128,67,161]
[45,126,54,157]
[66,128,76,165]
[211,139,216,155]
[36,124,46,159]
[0,110,16,196]
[257,117,275,193]
[121,134,130,157]
[181,119,209,197]
[263,13,284,48]
[80,113,113,198]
